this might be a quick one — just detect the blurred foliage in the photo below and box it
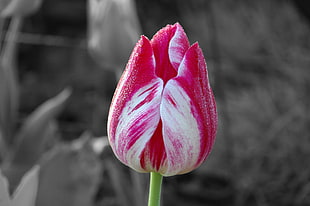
[0,165,39,206]
[36,135,102,206]
[0,0,310,206]
[176,1,310,206]
[88,0,142,78]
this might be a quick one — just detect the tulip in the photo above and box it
[0,0,10,11]
[108,23,217,177]
[88,0,142,78]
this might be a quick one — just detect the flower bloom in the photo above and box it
[88,0,141,74]
[107,23,217,176]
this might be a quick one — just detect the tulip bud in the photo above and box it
[88,0,142,75]
[0,0,10,11]
[107,23,217,176]
[0,0,42,17]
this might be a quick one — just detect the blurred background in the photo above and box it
[1,0,310,205]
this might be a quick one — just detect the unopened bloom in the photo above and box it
[107,23,217,176]
[88,0,141,75]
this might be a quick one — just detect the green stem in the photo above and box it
[148,172,163,206]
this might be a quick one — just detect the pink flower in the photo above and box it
[107,23,217,176]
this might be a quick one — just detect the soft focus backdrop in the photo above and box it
[1,0,310,206]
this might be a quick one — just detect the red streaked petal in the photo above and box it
[114,80,163,172]
[150,24,177,84]
[175,43,217,168]
[150,23,190,84]
[168,23,190,70]
[160,80,202,176]
[107,36,164,171]
[108,36,155,141]
[160,43,217,176]
[139,120,167,174]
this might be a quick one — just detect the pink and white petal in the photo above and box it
[168,23,190,70]
[108,36,164,171]
[174,43,217,167]
[150,24,178,83]
[108,35,156,141]
[196,44,217,157]
[138,120,168,174]
[160,80,201,176]
[114,80,163,172]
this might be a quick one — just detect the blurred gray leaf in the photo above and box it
[0,15,24,145]
[0,128,8,161]
[11,88,71,164]
[0,41,19,146]
[0,0,42,17]
[0,168,11,206]
[1,88,71,190]
[11,166,39,206]
[36,136,102,206]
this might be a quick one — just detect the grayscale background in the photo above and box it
[1,0,309,206]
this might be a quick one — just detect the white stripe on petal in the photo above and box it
[114,79,163,172]
[160,80,201,176]
[168,23,190,70]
